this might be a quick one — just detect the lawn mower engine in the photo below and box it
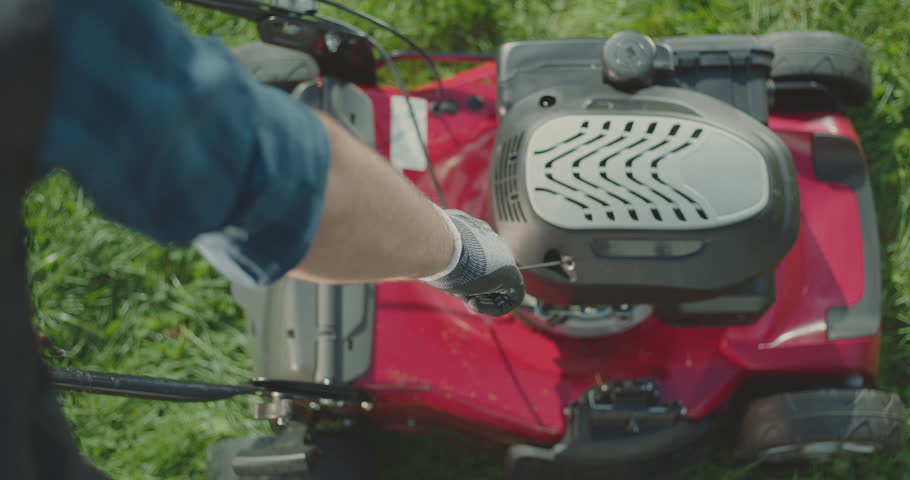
[493,32,799,335]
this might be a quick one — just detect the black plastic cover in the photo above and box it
[659,35,773,123]
[658,271,775,325]
[813,134,881,340]
[498,36,774,122]
[506,380,711,479]
[499,39,602,113]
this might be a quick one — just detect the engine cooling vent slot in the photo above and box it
[494,132,527,222]
[525,115,769,230]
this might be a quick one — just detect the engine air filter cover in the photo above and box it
[491,84,799,306]
[526,115,768,230]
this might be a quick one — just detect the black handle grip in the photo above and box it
[50,367,262,402]
[50,367,369,403]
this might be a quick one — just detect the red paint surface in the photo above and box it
[353,61,880,445]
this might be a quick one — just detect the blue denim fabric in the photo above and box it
[40,1,330,286]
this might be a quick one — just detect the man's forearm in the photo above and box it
[289,111,454,283]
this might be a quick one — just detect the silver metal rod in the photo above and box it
[519,261,564,271]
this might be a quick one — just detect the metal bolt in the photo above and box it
[406,418,417,428]
[342,418,354,428]
[360,401,374,411]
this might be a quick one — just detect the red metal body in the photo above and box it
[353,61,879,446]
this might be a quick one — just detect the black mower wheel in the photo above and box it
[760,31,872,105]
[207,428,377,480]
[735,389,906,462]
[232,41,319,91]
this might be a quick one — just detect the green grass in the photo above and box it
[30,0,910,479]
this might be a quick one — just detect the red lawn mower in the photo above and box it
[52,1,906,478]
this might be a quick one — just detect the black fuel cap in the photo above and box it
[602,31,657,90]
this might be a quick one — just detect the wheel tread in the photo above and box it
[736,389,906,461]
[759,31,872,104]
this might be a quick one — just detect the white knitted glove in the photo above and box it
[420,209,525,317]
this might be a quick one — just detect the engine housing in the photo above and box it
[492,79,799,306]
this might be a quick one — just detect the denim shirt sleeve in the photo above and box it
[40,1,330,286]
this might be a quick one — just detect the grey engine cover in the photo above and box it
[492,84,800,306]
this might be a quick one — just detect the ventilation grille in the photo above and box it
[525,115,769,230]
[494,132,526,222]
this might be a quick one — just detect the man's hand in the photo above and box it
[421,210,525,317]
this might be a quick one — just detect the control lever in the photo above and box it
[519,256,578,282]
[520,256,576,271]
[519,261,563,271]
